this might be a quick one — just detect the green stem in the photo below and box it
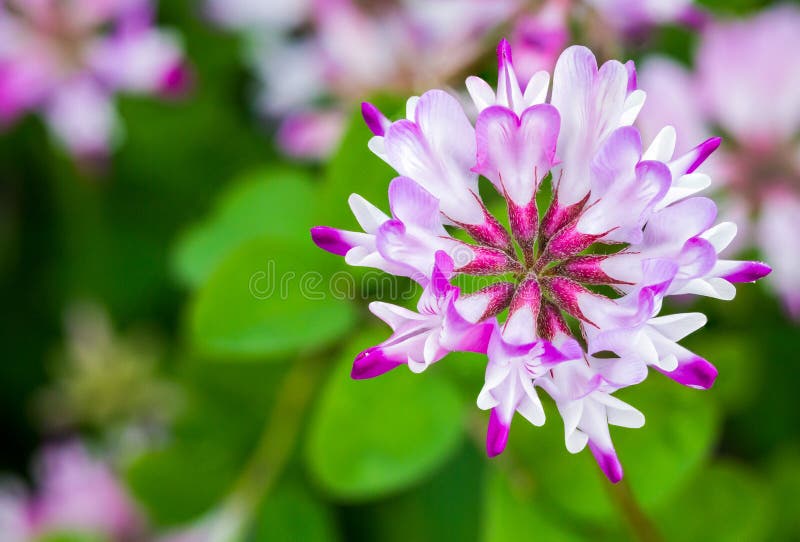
[604,477,664,542]
[212,353,330,541]
[467,412,663,542]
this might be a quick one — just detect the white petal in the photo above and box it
[671,277,736,300]
[368,301,424,330]
[465,76,495,112]
[518,379,546,426]
[658,173,711,209]
[633,331,660,366]
[477,386,499,410]
[642,125,677,162]
[367,136,387,160]
[422,331,441,365]
[647,313,707,341]
[348,194,388,233]
[406,96,420,120]
[560,401,587,453]
[599,395,645,428]
[702,222,737,252]
[620,89,646,126]
[566,430,589,454]
[408,357,428,373]
[655,353,679,372]
[523,71,550,106]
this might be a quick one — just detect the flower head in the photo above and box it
[312,40,770,482]
[0,0,188,159]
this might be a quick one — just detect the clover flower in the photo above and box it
[637,4,800,319]
[0,0,188,159]
[312,40,769,482]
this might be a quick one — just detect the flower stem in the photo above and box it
[212,353,330,541]
[604,477,664,542]
[468,412,663,542]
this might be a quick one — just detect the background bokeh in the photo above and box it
[2,0,799,541]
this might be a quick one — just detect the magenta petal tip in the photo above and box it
[624,59,638,93]
[686,136,722,174]
[496,38,513,66]
[589,441,624,484]
[310,226,352,256]
[723,261,772,283]
[662,357,718,390]
[361,102,389,136]
[486,409,510,458]
[351,347,402,380]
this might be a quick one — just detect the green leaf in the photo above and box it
[682,331,761,412]
[766,445,800,540]
[305,330,464,500]
[505,373,719,524]
[126,361,286,525]
[654,461,772,542]
[189,236,357,359]
[504,399,618,524]
[128,444,237,527]
[251,483,340,542]
[172,168,316,289]
[344,444,483,542]
[696,0,770,16]
[614,374,720,510]
[482,468,586,542]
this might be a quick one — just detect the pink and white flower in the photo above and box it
[0,0,188,158]
[312,40,769,482]
[0,441,144,540]
[505,0,705,91]
[637,4,800,318]
[506,0,570,83]
[584,0,701,33]
[207,0,519,160]
[205,0,312,30]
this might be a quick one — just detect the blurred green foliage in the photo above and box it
[1,0,799,541]
[306,330,464,500]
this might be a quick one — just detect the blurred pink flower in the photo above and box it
[506,0,704,84]
[0,440,144,540]
[208,0,519,160]
[584,0,701,33]
[276,110,345,160]
[507,0,570,82]
[0,0,188,159]
[205,0,312,29]
[638,5,800,318]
